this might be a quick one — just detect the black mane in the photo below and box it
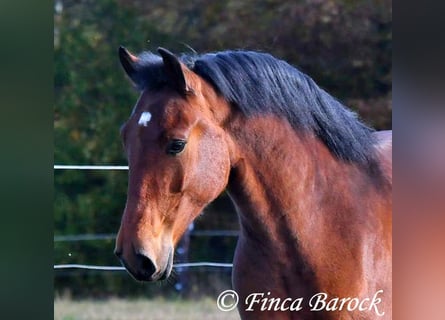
[132,50,377,167]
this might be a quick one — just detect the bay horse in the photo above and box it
[114,47,392,319]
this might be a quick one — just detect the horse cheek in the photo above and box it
[184,134,229,204]
[200,135,231,199]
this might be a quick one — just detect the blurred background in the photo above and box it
[54,0,391,318]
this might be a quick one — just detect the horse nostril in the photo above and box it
[136,253,157,276]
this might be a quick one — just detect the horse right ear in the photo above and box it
[118,46,139,82]
[157,47,191,96]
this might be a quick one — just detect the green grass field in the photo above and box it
[54,297,240,320]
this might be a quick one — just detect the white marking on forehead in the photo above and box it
[138,112,152,127]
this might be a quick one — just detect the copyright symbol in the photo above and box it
[217,289,239,311]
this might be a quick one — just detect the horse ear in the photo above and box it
[118,46,139,82]
[157,47,189,96]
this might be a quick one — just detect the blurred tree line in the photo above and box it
[54,0,391,297]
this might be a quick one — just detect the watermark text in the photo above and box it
[216,289,385,316]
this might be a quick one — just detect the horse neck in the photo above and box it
[225,114,384,276]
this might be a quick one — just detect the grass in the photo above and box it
[54,297,240,320]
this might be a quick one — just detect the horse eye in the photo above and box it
[166,139,187,155]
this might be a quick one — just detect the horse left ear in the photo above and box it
[119,46,139,83]
[157,47,191,96]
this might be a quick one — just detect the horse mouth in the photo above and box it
[120,250,173,282]
[158,267,170,281]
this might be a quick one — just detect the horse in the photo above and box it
[114,47,392,320]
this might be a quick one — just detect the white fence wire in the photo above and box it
[54,165,129,170]
[54,230,239,242]
[54,262,233,271]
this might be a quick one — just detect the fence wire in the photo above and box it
[55,164,129,170]
[54,262,233,271]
